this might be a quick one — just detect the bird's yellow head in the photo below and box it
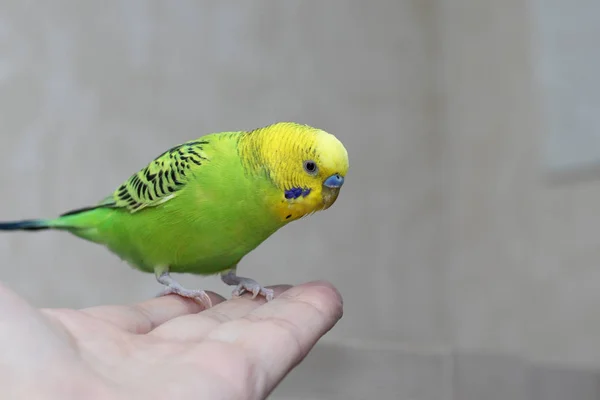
[238,122,349,222]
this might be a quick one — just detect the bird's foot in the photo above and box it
[221,270,274,301]
[231,279,275,301]
[156,272,212,309]
[157,286,212,308]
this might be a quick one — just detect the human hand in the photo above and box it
[0,281,343,399]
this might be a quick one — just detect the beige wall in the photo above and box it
[439,0,600,370]
[437,0,539,356]
[2,1,600,399]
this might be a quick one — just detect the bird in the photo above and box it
[0,122,349,308]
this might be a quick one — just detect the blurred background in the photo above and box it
[2,1,600,399]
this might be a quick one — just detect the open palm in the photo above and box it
[0,281,343,400]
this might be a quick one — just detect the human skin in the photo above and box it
[0,280,343,400]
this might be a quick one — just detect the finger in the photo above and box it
[0,282,73,341]
[149,285,292,341]
[207,281,343,390]
[80,291,226,334]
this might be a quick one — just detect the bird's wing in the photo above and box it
[100,139,210,213]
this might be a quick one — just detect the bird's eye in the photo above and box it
[303,160,318,175]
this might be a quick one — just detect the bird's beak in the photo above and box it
[321,173,345,209]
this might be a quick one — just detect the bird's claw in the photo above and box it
[232,282,274,302]
[157,286,212,309]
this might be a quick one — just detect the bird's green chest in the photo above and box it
[102,172,283,275]
[164,198,282,274]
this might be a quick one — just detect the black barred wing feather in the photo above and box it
[102,140,210,213]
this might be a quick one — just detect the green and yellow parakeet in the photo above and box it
[0,122,349,308]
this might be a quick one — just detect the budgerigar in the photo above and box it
[0,122,349,308]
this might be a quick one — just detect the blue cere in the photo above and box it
[324,173,344,188]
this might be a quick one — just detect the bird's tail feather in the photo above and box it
[0,219,52,231]
[0,203,112,233]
